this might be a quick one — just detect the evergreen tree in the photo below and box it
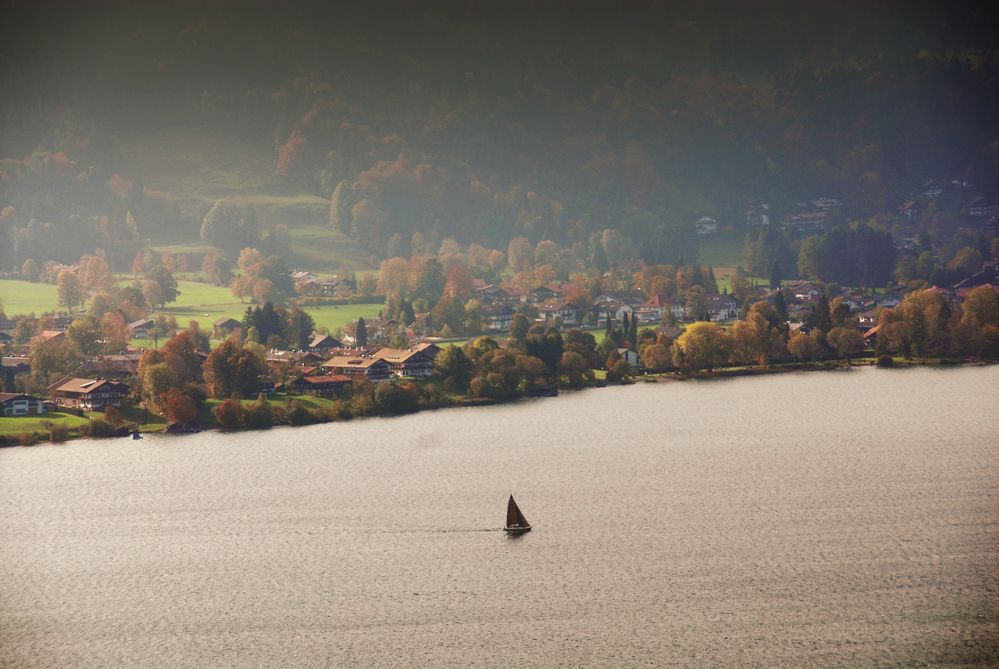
[773,289,788,322]
[355,317,368,346]
[813,295,832,334]
[769,261,782,290]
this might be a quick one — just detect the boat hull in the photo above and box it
[504,526,531,533]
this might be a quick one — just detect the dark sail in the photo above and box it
[506,495,530,529]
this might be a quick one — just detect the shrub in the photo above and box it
[242,395,273,430]
[103,405,123,425]
[18,432,37,446]
[328,400,352,421]
[213,398,243,430]
[49,424,70,442]
[82,419,117,438]
[286,400,324,426]
[876,355,894,367]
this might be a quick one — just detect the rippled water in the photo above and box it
[1,366,998,667]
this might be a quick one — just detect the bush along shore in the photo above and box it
[2,353,992,447]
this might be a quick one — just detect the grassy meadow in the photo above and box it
[120,131,373,273]
[0,280,60,316]
[0,277,384,345]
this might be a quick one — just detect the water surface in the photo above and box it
[2,366,998,666]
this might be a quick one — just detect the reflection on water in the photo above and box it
[1,366,997,666]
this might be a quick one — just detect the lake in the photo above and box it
[1,366,997,667]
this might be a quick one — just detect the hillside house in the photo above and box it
[695,216,718,235]
[746,201,770,227]
[481,303,515,331]
[537,302,580,326]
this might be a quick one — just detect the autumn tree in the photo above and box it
[66,316,103,358]
[57,270,84,312]
[162,387,199,425]
[203,339,268,398]
[671,321,730,372]
[826,327,864,363]
[144,265,180,307]
[434,345,473,393]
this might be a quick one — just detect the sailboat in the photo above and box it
[505,495,531,533]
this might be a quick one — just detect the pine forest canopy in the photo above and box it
[1,0,997,271]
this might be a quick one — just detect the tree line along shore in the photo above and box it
[2,279,996,446]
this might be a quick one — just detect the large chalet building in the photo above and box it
[47,377,131,411]
[372,342,441,378]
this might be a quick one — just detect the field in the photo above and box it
[119,131,373,273]
[0,278,383,341]
[0,411,91,437]
[0,280,60,317]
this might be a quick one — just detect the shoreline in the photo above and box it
[3,356,993,446]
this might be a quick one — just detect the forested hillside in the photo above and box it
[1,1,997,271]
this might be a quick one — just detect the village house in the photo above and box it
[705,295,739,321]
[0,392,45,416]
[77,353,142,380]
[281,374,350,397]
[898,201,922,220]
[481,303,515,331]
[372,342,441,378]
[858,308,881,328]
[632,305,663,325]
[47,377,130,411]
[876,293,903,309]
[745,201,770,226]
[129,318,154,337]
[616,348,640,367]
[341,318,400,345]
[695,215,718,235]
[308,333,343,353]
[213,317,242,338]
[30,330,65,347]
[537,302,580,326]
[594,300,635,324]
[922,179,944,198]
[962,194,996,218]
[780,198,841,233]
[321,355,392,381]
[529,285,562,303]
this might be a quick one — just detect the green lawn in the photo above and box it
[0,280,62,317]
[155,283,383,335]
[285,223,375,272]
[697,234,745,268]
[0,410,90,437]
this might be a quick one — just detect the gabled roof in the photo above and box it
[372,344,439,364]
[324,355,389,369]
[309,333,342,348]
[0,392,40,403]
[47,377,129,395]
[292,374,350,385]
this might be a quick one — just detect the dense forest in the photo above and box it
[1,0,997,272]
